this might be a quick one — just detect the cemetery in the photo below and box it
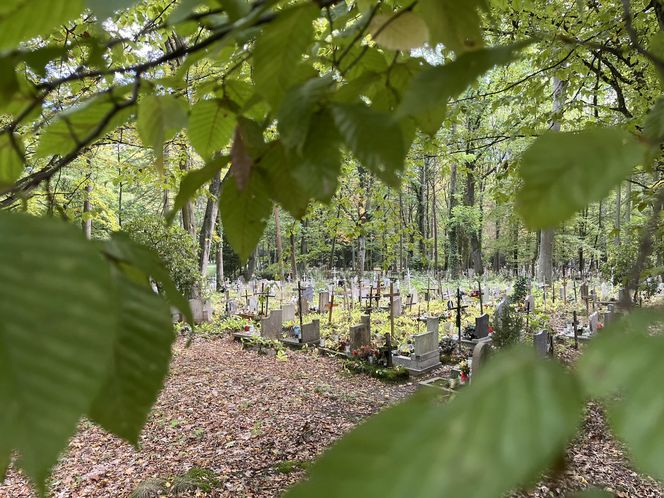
[2,1,664,498]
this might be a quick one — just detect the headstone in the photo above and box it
[318,291,330,313]
[189,298,212,323]
[588,311,599,335]
[393,317,441,375]
[227,299,238,315]
[349,315,371,351]
[533,330,550,358]
[303,284,315,302]
[475,314,490,339]
[391,295,403,317]
[247,296,258,314]
[494,297,509,328]
[580,282,589,300]
[282,303,295,322]
[298,296,310,316]
[301,319,321,345]
[471,338,492,380]
[260,309,283,339]
[524,294,535,313]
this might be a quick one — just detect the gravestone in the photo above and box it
[588,311,599,334]
[524,294,535,313]
[189,298,213,323]
[260,309,283,340]
[475,314,490,339]
[603,304,616,325]
[391,295,403,317]
[247,296,258,314]
[533,330,551,358]
[410,288,419,304]
[298,296,310,316]
[349,315,371,352]
[392,317,441,375]
[301,319,321,345]
[282,303,295,322]
[303,285,315,302]
[580,282,589,300]
[227,299,238,315]
[471,338,492,380]
[494,297,509,328]
[318,291,330,313]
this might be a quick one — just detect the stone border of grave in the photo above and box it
[417,377,458,400]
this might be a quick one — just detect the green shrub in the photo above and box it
[124,215,200,298]
[492,305,524,349]
[511,276,529,303]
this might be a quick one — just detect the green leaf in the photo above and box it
[578,309,664,483]
[167,157,229,223]
[644,96,664,144]
[0,133,24,188]
[137,95,188,170]
[37,93,135,158]
[86,0,138,19]
[0,213,116,492]
[219,169,272,262]
[516,128,650,229]
[87,271,173,445]
[253,3,318,108]
[293,109,342,202]
[398,44,526,126]
[369,12,429,51]
[278,76,334,153]
[332,103,405,186]
[418,0,487,53]
[286,347,583,498]
[188,99,235,160]
[256,142,310,218]
[102,233,193,324]
[0,0,85,52]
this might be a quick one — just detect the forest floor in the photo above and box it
[1,334,662,498]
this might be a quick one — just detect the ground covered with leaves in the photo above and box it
[1,335,661,497]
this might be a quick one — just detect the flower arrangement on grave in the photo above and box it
[458,359,470,383]
[352,344,380,362]
[470,289,481,298]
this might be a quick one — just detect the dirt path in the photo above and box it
[1,336,661,497]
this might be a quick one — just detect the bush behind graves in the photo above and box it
[124,215,201,298]
[492,305,524,349]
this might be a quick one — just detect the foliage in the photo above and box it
[511,276,529,303]
[0,213,184,493]
[343,360,409,383]
[491,305,524,349]
[124,215,200,298]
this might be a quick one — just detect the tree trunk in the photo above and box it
[273,205,284,281]
[198,171,221,277]
[447,163,460,278]
[615,182,622,245]
[82,170,92,240]
[179,145,196,238]
[215,206,224,291]
[289,223,298,281]
[464,161,483,275]
[536,77,565,284]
